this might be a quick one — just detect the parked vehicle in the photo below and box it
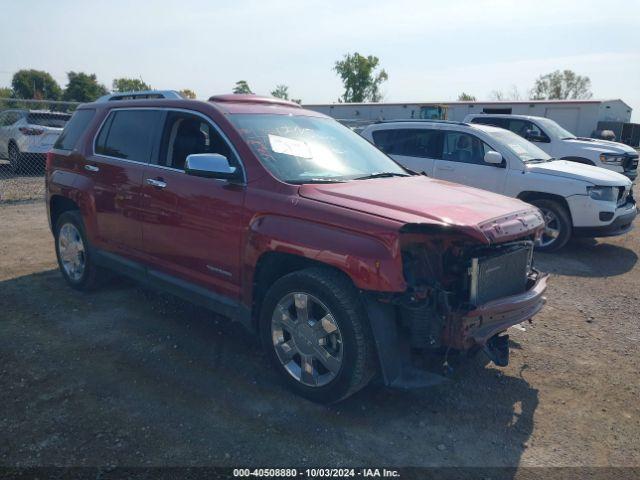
[0,109,71,173]
[361,120,636,252]
[464,114,639,180]
[46,93,548,403]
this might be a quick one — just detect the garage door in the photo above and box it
[545,107,580,135]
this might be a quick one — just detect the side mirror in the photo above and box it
[185,153,240,180]
[484,150,504,166]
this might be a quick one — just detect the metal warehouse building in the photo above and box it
[304,99,639,146]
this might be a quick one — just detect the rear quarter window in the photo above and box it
[95,109,163,162]
[471,117,509,129]
[54,109,96,151]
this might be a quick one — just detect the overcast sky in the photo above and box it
[2,0,639,120]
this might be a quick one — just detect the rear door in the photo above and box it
[89,108,164,256]
[138,110,246,300]
[433,130,508,193]
[373,127,443,175]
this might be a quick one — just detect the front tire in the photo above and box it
[54,211,103,291]
[532,199,572,252]
[259,268,378,403]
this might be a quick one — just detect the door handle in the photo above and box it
[84,164,99,172]
[146,178,167,188]
[438,165,455,171]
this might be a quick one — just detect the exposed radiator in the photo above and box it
[469,245,532,305]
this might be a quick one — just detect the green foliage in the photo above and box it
[63,72,108,102]
[333,52,388,103]
[0,87,13,98]
[271,84,301,104]
[233,80,253,94]
[11,69,62,100]
[530,70,592,100]
[179,89,196,99]
[112,77,151,92]
[271,84,290,100]
[457,92,476,101]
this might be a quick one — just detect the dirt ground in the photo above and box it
[1,200,639,469]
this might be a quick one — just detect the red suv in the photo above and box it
[46,92,548,403]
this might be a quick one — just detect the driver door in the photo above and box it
[139,110,246,300]
[433,131,508,194]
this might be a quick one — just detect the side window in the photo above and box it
[54,109,96,151]
[1,111,20,126]
[471,117,509,129]
[508,119,546,139]
[376,128,443,159]
[158,112,235,171]
[442,131,491,165]
[95,109,162,161]
[371,129,396,154]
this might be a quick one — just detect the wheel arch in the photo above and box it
[49,195,80,231]
[517,191,573,225]
[250,251,355,327]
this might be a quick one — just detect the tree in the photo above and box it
[0,87,13,98]
[63,72,108,102]
[112,77,151,92]
[270,84,301,104]
[271,84,290,100]
[233,80,253,94]
[530,69,592,100]
[11,69,62,100]
[333,52,388,103]
[457,92,476,101]
[489,85,522,101]
[179,89,196,99]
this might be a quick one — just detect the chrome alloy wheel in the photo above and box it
[271,292,343,387]
[537,208,561,248]
[58,223,86,281]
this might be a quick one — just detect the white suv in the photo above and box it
[0,109,71,173]
[463,114,638,180]
[361,120,636,251]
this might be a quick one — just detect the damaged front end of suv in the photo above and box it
[364,208,548,388]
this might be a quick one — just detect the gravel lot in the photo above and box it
[0,200,639,469]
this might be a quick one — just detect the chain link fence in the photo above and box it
[0,98,80,202]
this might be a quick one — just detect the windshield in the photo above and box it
[228,114,408,183]
[488,128,552,162]
[535,117,576,140]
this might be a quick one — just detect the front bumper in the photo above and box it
[443,271,548,351]
[573,204,637,237]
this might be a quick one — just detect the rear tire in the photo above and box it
[259,267,378,403]
[54,211,103,291]
[8,143,22,174]
[531,199,572,252]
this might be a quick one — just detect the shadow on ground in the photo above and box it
[536,238,637,277]
[0,269,537,468]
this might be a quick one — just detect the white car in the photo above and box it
[361,120,636,251]
[463,113,638,180]
[0,109,71,173]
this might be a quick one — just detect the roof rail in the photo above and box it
[95,90,184,102]
[375,119,468,126]
[208,94,302,108]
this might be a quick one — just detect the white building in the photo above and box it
[304,99,635,142]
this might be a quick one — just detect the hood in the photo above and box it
[525,160,632,186]
[563,137,637,155]
[299,176,544,244]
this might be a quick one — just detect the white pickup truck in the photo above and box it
[463,113,638,180]
[361,120,636,251]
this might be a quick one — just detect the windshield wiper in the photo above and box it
[354,172,411,180]
[287,178,347,184]
[561,137,577,140]
[525,158,550,164]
